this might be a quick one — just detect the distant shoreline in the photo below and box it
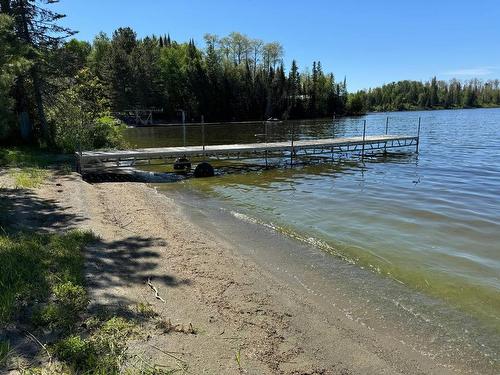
[366,104,500,114]
[126,106,500,128]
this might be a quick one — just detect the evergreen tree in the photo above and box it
[105,27,137,110]
[0,13,30,140]
[1,0,75,144]
[288,60,300,116]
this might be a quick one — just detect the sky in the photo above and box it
[52,0,500,91]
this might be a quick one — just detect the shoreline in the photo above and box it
[44,173,499,373]
[3,169,498,373]
[163,172,500,336]
[125,107,500,128]
[157,183,500,370]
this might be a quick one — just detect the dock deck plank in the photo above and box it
[78,134,417,161]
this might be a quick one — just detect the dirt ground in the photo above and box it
[1,170,489,374]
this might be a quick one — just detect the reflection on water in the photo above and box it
[126,108,500,335]
[125,114,420,148]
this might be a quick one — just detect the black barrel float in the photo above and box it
[194,162,214,178]
[173,157,191,171]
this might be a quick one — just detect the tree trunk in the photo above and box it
[31,68,50,143]
[18,0,50,145]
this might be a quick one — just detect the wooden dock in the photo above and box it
[76,134,419,174]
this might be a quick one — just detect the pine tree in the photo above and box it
[0,13,29,140]
[288,60,300,108]
[105,27,137,110]
[429,76,438,106]
[1,0,75,144]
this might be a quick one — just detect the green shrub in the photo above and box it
[48,68,127,153]
[53,317,136,374]
[54,115,127,153]
[34,282,88,331]
[54,335,96,372]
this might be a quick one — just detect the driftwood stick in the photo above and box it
[24,331,52,363]
[147,277,166,303]
[149,344,186,364]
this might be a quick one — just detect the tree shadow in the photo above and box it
[0,187,84,234]
[0,184,190,301]
[85,235,191,315]
[0,184,191,370]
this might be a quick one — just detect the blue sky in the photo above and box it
[52,0,500,91]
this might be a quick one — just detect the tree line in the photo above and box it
[347,77,500,113]
[87,28,348,122]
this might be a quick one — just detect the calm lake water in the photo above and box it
[125,108,500,335]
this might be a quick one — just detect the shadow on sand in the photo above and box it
[0,182,189,369]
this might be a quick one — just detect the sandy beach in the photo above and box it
[2,170,495,374]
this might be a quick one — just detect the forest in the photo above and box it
[348,77,500,113]
[1,0,499,152]
[86,28,349,123]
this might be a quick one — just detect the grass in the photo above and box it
[235,347,242,371]
[0,230,95,372]
[0,230,177,374]
[0,340,11,367]
[135,303,158,319]
[0,147,64,169]
[53,317,136,373]
[33,281,89,331]
[9,167,48,188]
[40,314,184,374]
[0,147,74,189]
[0,231,95,327]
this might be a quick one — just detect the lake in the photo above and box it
[125,108,500,348]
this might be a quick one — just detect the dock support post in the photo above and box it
[76,155,81,174]
[384,116,389,154]
[290,123,295,166]
[202,121,206,160]
[265,121,268,168]
[416,116,421,153]
[182,110,186,147]
[361,120,367,161]
[331,120,335,161]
